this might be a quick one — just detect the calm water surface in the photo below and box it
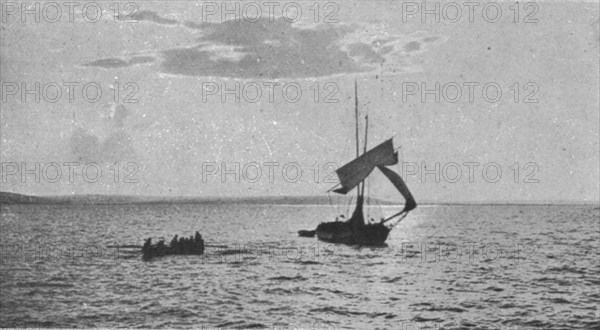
[0,204,598,329]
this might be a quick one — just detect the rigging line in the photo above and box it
[354,79,361,199]
[382,210,404,223]
[346,196,353,215]
[365,166,370,220]
[376,199,383,222]
[354,79,360,159]
[327,191,336,215]
[361,114,369,199]
[385,212,409,228]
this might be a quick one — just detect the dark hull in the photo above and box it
[142,245,204,261]
[315,221,390,246]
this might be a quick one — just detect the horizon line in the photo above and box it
[0,191,598,206]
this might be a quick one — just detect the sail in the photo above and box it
[333,139,398,194]
[377,165,417,213]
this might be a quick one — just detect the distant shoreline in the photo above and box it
[0,191,597,206]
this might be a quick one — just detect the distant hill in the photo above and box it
[0,192,53,204]
[0,192,395,205]
[1,192,596,206]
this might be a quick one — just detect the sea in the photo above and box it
[0,204,598,330]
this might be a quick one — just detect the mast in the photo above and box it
[362,114,369,222]
[354,80,361,199]
[363,115,369,154]
[361,114,369,198]
[354,80,360,159]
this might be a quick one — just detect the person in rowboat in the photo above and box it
[142,238,152,254]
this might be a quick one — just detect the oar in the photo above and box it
[106,244,141,249]
[105,243,229,249]
[298,229,316,237]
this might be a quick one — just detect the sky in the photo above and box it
[0,1,598,203]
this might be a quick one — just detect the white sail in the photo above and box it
[333,139,398,194]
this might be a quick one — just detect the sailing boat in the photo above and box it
[312,81,417,246]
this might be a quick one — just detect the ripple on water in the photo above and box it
[0,204,597,329]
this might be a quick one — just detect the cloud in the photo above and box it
[82,56,155,69]
[69,128,101,163]
[80,12,446,78]
[160,18,366,78]
[82,58,130,68]
[69,104,136,163]
[121,10,178,25]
